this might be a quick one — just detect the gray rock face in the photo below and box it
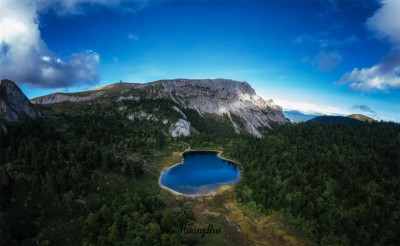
[170,119,191,137]
[0,79,41,121]
[31,82,138,104]
[138,79,288,137]
[32,78,288,137]
[31,91,105,104]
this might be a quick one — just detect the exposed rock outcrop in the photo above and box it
[31,91,106,104]
[0,79,41,121]
[139,79,288,137]
[31,82,138,104]
[32,78,288,137]
[170,119,191,137]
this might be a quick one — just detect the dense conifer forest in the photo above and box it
[221,122,400,245]
[1,100,400,245]
[0,101,194,246]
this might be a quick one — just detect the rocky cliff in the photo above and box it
[138,79,288,137]
[32,78,288,137]
[0,79,41,122]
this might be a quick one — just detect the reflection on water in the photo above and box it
[160,151,241,195]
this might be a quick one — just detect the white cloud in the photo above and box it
[42,56,51,62]
[54,88,69,93]
[36,0,149,15]
[271,98,398,122]
[338,49,400,91]
[274,98,352,116]
[0,0,101,89]
[0,0,152,89]
[338,0,400,92]
[128,33,139,40]
[366,0,400,43]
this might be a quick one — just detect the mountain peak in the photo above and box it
[347,114,376,123]
[1,79,22,92]
[31,78,288,137]
[137,78,287,136]
[144,78,256,95]
[0,79,41,121]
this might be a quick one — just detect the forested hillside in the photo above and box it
[0,100,196,246]
[220,122,400,245]
[1,94,400,245]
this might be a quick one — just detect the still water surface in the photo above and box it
[160,151,240,195]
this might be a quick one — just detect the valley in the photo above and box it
[3,0,400,245]
[1,78,400,245]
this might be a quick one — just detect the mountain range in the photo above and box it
[30,78,288,137]
[1,78,398,246]
[283,110,317,122]
[1,78,377,136]
[284,109,376,124]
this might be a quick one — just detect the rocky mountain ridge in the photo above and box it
[137,79,288,137]
[0,79,41,122]
[32,78,288,137]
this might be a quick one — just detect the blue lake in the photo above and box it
[159,151,241,195]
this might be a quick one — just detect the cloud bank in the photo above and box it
[274,98,352,116]
[366,0,400,43]
[36,0,152,15]
[128,33,139,40]
[0,0,149,89]
[0,0,102,88]
[338,0,400,92]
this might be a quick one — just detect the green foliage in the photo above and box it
[161,209,174,232]
[225,122,400,245]
[0,100,193,246]
[2,95,400,246]
[182,108,239,139]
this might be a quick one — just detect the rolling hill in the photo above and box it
[307,115,361,123]
[283,110,317,122]
[347,114,376,122]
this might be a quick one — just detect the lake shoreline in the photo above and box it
[158,149,241,198]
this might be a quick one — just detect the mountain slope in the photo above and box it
[32,79,288,137]
[307,115,360,123]
[347,114,375,122]
[0,79,41,122]
[308,115,361,123]
[283,110,317,122]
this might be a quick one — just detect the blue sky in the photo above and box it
[1,0,399,121]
